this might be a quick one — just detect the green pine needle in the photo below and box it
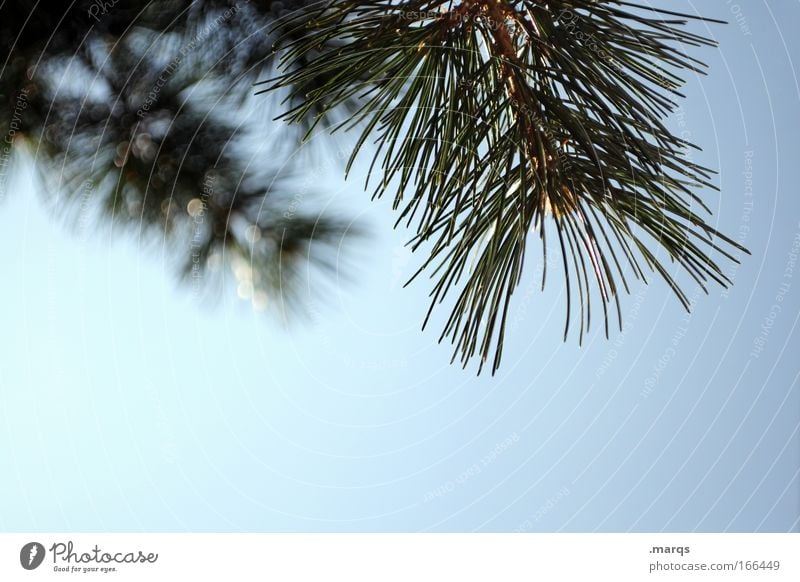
[263,0,747,374]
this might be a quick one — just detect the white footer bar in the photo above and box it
[2,534,797,581]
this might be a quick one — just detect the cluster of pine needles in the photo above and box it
[263,0,746,373]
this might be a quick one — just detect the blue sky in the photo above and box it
[0,1,798,532]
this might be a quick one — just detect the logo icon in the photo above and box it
[20,542,46,570]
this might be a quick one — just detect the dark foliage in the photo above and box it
[0,0,356,312]
[266,0,747,372]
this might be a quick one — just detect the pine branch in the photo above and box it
[1,0,359,316]
[264,0,747,373]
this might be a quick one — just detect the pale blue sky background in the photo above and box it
[0,1,798,532]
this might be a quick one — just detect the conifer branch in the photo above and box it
[263,0,747,373]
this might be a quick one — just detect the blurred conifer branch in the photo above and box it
[0,0,358,314]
